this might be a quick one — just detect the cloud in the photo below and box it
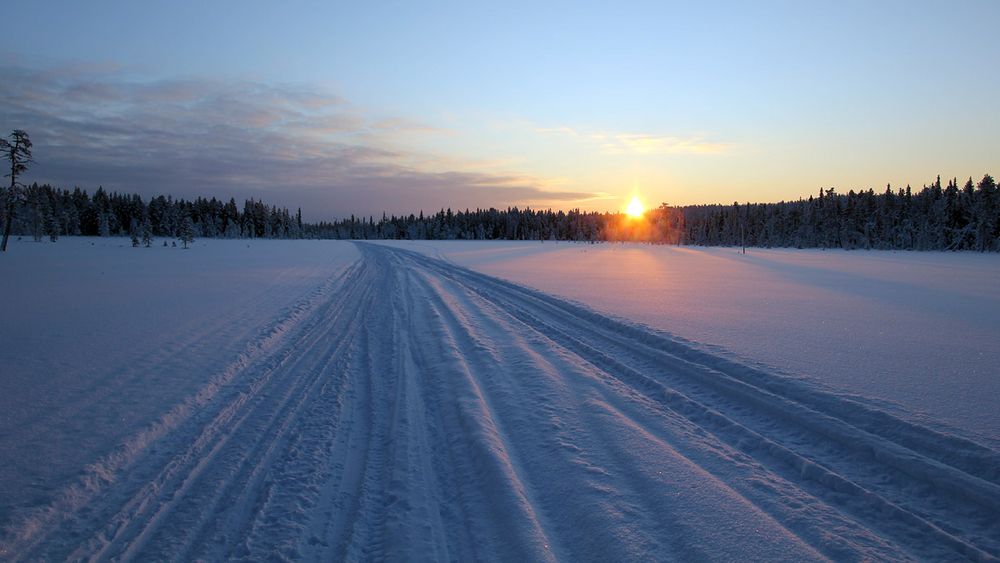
[0,63,600,218]
[536,125,728,155]
[610,133,728,155]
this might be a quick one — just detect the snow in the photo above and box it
[1,237,998,561]
[0,237,359,555]
[376,240,1000,445]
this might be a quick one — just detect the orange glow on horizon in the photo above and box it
[625,196,645,217]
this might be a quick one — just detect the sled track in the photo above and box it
[3,242,998,561]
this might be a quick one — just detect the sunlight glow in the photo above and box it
[625,196,645,217]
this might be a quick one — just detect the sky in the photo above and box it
[2,0,998,219]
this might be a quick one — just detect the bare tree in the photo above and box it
[1,130,33,252]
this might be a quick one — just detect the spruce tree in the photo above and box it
[48,213,60,242]
[98,213,111,237]
[179,216,195,249]
[141,216,153,247]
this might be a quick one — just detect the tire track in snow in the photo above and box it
[386,243,1000,561]
[0,259,348,541]
[3,242,998,561]
[0,259,361,560]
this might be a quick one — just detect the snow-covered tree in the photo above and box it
[1,130,33,252]
[47,213,60,242]
[98,213,111,237]
[141,216,153,247]
[179,216,195,249]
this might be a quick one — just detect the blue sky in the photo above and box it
[2,1,998,218]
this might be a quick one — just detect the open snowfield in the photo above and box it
[378,240,1000,445]
[1,237,998,561]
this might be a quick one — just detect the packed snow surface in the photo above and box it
[379,240,1000,445]
[1,237,998,561]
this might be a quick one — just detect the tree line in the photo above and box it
[302,174,1000,252]
[3,130,998,251]
[678,175,999,252]
[0,125,995,252]
[305,207,606,241]
[3,184,305,242]
[2,174,998,252]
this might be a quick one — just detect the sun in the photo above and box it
[625,196,645,218]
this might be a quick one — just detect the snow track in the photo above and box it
[3,243,998,561]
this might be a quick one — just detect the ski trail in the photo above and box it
[383,243,999,561]
[3,242,997,561]
[0,259,361,560]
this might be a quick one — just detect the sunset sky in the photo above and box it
[2,0,998,219]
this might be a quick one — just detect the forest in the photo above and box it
[2,174,997,251]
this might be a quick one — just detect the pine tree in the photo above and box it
[141,216,153,247]
[98,213,111,237]
[47,213,60,242]
[179,216,195,249]
[29,185,46,242]
[1,130,33,252]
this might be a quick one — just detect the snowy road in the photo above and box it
[3,242,999,561]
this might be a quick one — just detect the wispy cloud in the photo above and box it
[0,63,601,218]
[536,125,728,155]
[608,133,728,155]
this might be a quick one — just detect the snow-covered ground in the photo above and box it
[1,237,998,561]
[0,238,359,558]
[377,240,1000,445]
